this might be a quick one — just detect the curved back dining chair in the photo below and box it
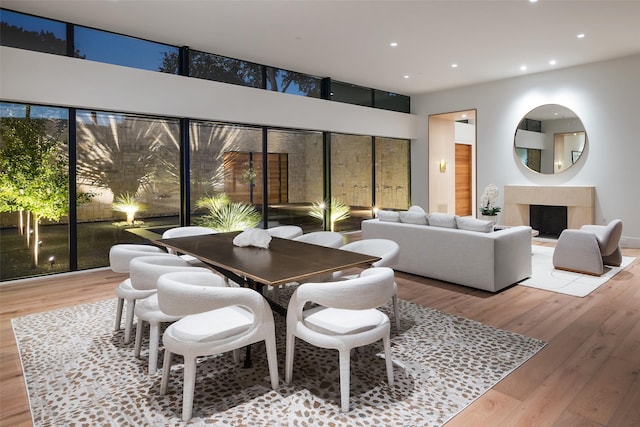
[285,267,396,412]
[157,270,279,421]
[293,231,344,248]
[161,226,217,266]
[129,255,202,373]
[336,239,401,330]
[267,225,303,239]
[110,243,168,342]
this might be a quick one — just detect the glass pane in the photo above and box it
[190,122,263,231]
[375,137,410,210]
[266,129,323,231]
[189,50,262,88]
[330,81,372,107]
[266,68,321,98]
[1,102,70,281]
[75,111,181,269]
[74,26,178,73]
[0,9,67,55]
[330,133,373,232]
[374,90,411,113]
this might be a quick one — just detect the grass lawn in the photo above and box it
[0,217,179,282]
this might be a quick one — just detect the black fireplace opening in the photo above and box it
[530,205,567,238]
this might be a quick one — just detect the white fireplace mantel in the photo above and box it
[504,186,595,230]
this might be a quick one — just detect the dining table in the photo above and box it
[153,231,380,367]
[153,231,381,316]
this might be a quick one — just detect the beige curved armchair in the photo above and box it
[552,219,623,276]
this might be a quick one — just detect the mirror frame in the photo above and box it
[514,104,587,174]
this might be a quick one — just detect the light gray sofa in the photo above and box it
[361,218,532,292]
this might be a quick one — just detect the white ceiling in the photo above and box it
[4,0,640,96]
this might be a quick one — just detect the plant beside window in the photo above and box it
[309,198,350,232]
[195,193,260,232]
[112,192,145,225]
[479,184,501,216]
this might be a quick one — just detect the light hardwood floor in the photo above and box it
[1,245,639,426]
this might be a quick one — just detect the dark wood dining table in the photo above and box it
[153,231,380,367]
[153,231,380,316]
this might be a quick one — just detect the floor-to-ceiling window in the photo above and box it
[0,103,70,280]
[330,133,373,232]
[1,103,411,282]
[266,129,324,231]
[75,110,181,269]
[189,122,263,230]
[375,137,410,210]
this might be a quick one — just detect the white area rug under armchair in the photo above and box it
[519,245,636,297]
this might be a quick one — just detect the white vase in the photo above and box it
[481,215,498,224]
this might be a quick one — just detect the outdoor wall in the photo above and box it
[411,54,640,248]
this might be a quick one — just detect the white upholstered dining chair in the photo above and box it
[285,267,396,412]
[129,255,203,373]
[110,243,168,342]
[161,226,217,266]
[334,239,401,330]
[157,270,279,421]
[293,231,344,248]
[267,225,303,239]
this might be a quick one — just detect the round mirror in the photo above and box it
[514,104,587,174]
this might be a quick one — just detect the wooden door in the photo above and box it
[455,143,472,216]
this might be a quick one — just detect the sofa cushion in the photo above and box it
[456,216,494,233]
[377,210,400,222]
[399,211,428,225]
[427,213,458,228]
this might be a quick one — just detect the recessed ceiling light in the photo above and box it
[520,65,527,71]
[549,59,557,65]
[577,33,585,39]
[403,75,410,79]
[451,63,458,68]
[529,0,538,3]
[390,42,398,47]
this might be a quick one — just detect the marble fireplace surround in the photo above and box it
[504,186,595,230]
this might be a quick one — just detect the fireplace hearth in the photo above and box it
[529,205,567,238]
[504,186,595,231]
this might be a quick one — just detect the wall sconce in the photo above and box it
[439,159,448,173]
[556,161,562,170]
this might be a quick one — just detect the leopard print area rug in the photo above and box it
[12,298,545,426]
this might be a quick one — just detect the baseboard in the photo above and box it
[620,236,640,249]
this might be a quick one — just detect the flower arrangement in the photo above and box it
[479,184,501,216]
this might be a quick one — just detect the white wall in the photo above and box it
[412,54,640,248]
[0,47,418,139]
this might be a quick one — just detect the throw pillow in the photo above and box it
[408,205,426,214]
[427,212,458,228]
[399,211,428,225]
[456,216,494,233]
[377,210,400,222]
